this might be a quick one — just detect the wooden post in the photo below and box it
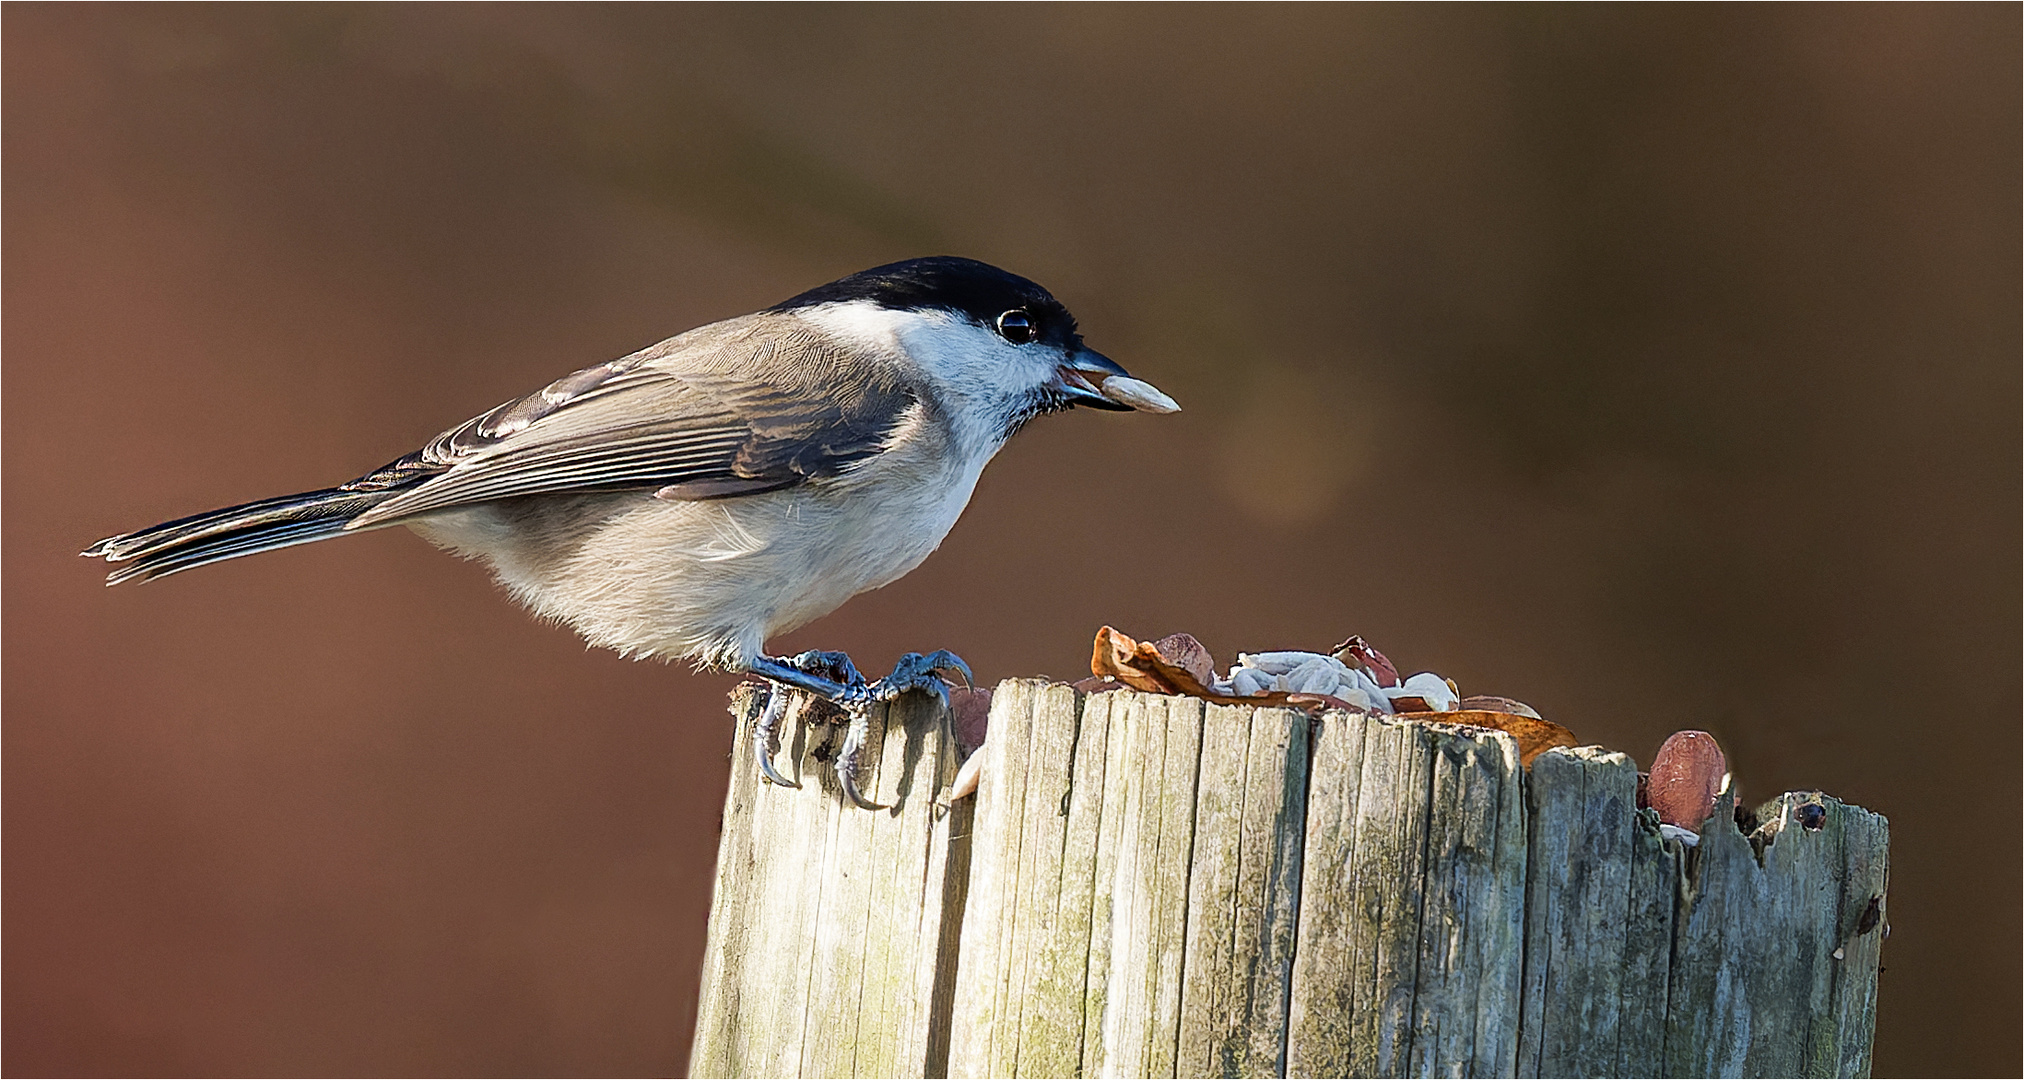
[689,685,971,1079]
[692,680,1889,1079]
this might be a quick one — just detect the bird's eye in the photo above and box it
[996,310,1036,344]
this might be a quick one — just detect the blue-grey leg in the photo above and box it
[864,649,973,699]
[790,650,866,688]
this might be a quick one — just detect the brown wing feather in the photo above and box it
[346,321,913,529]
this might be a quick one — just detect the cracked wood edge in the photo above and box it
[1517,747,1887,1080]
[1176,703,1310,1078]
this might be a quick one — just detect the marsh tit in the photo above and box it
[84,257,1179,808]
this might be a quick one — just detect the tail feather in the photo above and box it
[86,487,401,585]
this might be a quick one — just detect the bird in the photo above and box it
[83,256,1179,809]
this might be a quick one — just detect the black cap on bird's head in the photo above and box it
[772,256,1153,411]
[770,256,1081,348]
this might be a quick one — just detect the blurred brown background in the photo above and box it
[5,5,2017,1076]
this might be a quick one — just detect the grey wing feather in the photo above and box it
[347,327,911,529]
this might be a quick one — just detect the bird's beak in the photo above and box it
[1055,346,1137,412]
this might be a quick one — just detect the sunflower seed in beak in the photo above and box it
[1099,375,1181,414]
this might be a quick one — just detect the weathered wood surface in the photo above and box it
[1288,712,1527,1078]
[1517,746,1679,1078]
[693,679,1889,1079]
[950,686,1536,1078]
[689,685,970,1079]
[1518,749,1891,1079]
[949,682,1312,1079]
[1661,789,1889,1080]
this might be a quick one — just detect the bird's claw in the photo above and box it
[832,650,969,810]
[751,684,800,789]
[865,650,972,704]
[835,705,888,811]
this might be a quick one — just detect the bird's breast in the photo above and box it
[772,427,997,609]
[409,415,1002,666]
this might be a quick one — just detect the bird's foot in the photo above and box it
[828,651,972,809]
[851,650,972,708]
[745,649,971,810]
[747,651,864,790]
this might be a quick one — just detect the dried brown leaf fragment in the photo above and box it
[1331,634,1400,687]
[1392,708,1579,767]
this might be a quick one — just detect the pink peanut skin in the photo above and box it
[1648,730,1727,829]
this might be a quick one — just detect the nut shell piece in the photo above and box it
[1332,635,1401,688]
[1387,672,1460,712]
[1147,633,1216,688]
[1458,695,1542,719]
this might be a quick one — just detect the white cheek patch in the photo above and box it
[790,299,932,350]
[791,300,1057,440]
[905,321,1050,400]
